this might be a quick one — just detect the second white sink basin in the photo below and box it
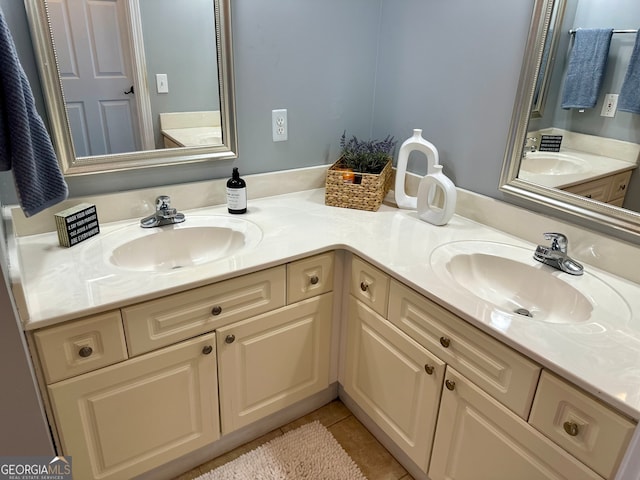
[84,215,262,272]
[430,241,630,324]
[521,152,589,175]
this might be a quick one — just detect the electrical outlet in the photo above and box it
[272,109,288,142]
[601,93,618,117]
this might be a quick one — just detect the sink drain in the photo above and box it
[514,308,533,317]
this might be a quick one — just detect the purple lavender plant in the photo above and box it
[339,131,396,174]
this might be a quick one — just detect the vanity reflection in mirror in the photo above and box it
[24,0,237,175]
[501,0,640,238]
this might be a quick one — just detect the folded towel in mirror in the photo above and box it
[0,8,68,217]
[561,28,613,110]
[618,30,640,114]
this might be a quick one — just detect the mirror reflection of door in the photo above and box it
[48,0,142,156]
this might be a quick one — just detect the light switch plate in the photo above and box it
[156,74,169,94]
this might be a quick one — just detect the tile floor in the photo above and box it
[173,400,413,480]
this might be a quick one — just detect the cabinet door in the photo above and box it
[429,367,602,480]
[48,333,219,480]
[344,298,445,472]
[217,293,333,434]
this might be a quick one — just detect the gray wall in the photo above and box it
[140,0,220,148]
[0,0,535,202]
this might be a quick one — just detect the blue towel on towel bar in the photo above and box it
[561,28,613,109]
[618,30,640,114]
[0,8,67,217]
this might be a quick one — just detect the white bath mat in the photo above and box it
[195,421,367,479]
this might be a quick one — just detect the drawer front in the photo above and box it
[388,280,540,419]
[34,311,127,384]
[564,177,611,202]
[529,371,635,479]
[287,251,334,303]
[350,256,389,316]
[122,266,286,356]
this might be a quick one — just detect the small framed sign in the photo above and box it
[539,135,563,152]
[55,203,100,247]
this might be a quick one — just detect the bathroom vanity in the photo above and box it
[8,183,640,480]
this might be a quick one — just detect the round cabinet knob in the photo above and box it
[439,336,451,348]
[563,421,580,437]
[78,346,93,358]
[310,275,319,285]
[445,379,456,391]
[211,305,222,316]
[424,364,434,375]
[202,345,213,355]
[225,334,236,344]
[360,282,369,292]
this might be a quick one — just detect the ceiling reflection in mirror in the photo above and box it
[25,0,237,175]
[500,0,640,238]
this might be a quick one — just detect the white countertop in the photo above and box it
[10,188,640,420]
[519,148,636,189]
[161,126,222,147]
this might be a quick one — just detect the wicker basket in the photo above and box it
[324,157,392,211]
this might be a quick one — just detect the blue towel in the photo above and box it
[618,31,640,114]
[561,28,613,109]
[0,8,68,217]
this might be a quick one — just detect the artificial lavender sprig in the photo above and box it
[339,131,396,174]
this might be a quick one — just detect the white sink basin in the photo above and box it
[430,241,630,324]
[84,216,262,272]
[521,152,589,175]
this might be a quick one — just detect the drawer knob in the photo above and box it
[225,334,236,344]
[360,282,369,292]
[202,345,213,355]
[440,336,451,348]
[310,275,319,285]
[563,421,580,437]
[211,305,222,316]
[445,379,456,391]
[78,346,93,358]
[424,364,434,375]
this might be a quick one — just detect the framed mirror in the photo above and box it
[500,0,640,239]
[24,0,237,175]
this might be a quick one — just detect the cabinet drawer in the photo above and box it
[564,176,611,202]
[529,371,635,479]
[122,266,286,356]
[350,256,389,316]
[287,251,334,303]
[34,311,127,384]
[388,280,540,419]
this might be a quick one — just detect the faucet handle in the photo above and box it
[543,232,568,253]
[155,195,171,211]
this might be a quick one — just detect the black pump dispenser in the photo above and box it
[226,167,247,214]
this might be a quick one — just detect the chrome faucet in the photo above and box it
[523,137,538,156]
[140,195,185,228]
[533,232,583,275]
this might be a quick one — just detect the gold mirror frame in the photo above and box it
[499,0,640,239]
[24,0,237,175]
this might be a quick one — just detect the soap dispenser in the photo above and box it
[226,167,247,214]
[395,129,439,209]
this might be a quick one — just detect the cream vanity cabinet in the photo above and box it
[563,170,632,207]
[344,255,635,480]
[33,252,335,480]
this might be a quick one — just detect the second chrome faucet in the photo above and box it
[533,232,584,275]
